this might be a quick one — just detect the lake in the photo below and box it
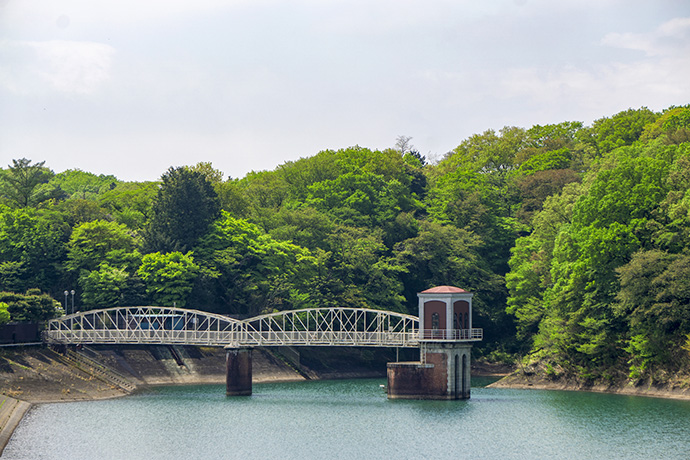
[4,377,690,460]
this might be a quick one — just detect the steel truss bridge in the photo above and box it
[42,306,437,348]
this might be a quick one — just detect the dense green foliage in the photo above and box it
[143,167,221,253]
[1,105,689,384]
[507,106,690,382]
[0,302,11,325]
[0,290,61,322]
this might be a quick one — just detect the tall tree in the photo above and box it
[186,162,224,184]
[614,250,690,379]
[143,167,221,253]
[0,158,62,208]
[193,212,318,316]
[394,220,509,338]
[98,181,159,230]
[80,264,134,310]
[579,107,658,156]
[427,127,528,274]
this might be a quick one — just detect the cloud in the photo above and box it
[2,0,274,29]
[602,16,690,56]
[499,59,689,114]
[0,39,115,94]
[490,16,690,122]
[2,1,688,182]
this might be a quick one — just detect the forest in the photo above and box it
[1,104,689,385]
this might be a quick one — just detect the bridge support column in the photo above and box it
[226,347,253,396]
[387,343,472,400]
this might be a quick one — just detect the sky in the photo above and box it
[1,0,689,182]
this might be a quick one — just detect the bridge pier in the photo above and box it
[387,343,472,399]
[226,347,253,396]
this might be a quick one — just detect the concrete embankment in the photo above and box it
[0,344,310,404]
[0,396,30,456]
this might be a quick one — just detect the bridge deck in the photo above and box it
[43,330,422,347]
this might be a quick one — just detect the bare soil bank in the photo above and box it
[0,344,312,404]
[0,346,127,404]
[470,360,514,377]
[490,370,690,401]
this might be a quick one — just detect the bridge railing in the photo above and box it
[42,329,421,348]
[231,330,420,347]
[420,329,483,341]
[44,306,245,347]
[43,329,240,347]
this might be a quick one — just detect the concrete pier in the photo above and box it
[226,348,253,396]
[387,343,472,400]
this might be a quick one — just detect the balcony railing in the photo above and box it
[420,328,483,341]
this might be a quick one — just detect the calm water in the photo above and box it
[4,377,690,460]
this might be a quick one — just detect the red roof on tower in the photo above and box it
[420,285,469,294]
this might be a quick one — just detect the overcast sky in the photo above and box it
[1,0,689,182]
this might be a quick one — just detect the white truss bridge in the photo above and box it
[44,306,419,348]
[43,306,482,348]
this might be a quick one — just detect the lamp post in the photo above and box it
[64,291,69,315]
[70,290,75,315]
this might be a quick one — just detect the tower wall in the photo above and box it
[387,343,472,400]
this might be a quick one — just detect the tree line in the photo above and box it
[1,104,689,381]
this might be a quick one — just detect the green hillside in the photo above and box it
[2,104,689,385]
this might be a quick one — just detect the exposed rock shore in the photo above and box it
[489,370,690,400]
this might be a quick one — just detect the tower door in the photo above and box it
[423,300,446,339]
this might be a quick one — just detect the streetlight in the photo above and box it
[64,291,69,315]
[70,290,75,315]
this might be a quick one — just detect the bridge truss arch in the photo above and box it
[239,307,419,348]
[43,306,420,348]
[44,306,244,347]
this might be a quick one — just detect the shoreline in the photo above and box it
[489,373,690,401]
[0,396,31,457]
